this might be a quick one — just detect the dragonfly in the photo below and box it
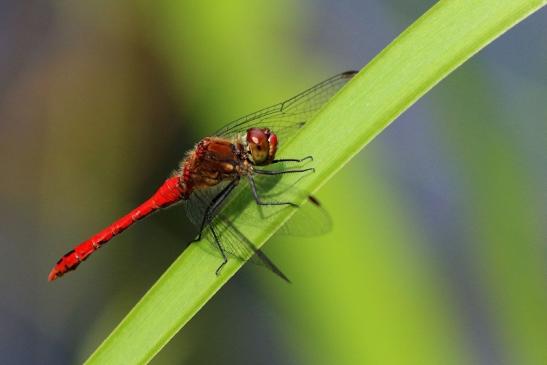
[48,70,357,282]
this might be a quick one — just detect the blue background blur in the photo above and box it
[0,1,545,364]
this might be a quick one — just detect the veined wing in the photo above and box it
[214,71,357,146]
[185,180,291,281]
[185,172,331,282]
[185,170,331,242]
[209,215,291,282]
[240,169,332,236]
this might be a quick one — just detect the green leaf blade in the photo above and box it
[86,1,546,364]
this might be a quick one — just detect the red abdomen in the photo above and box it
[48,137,241,281]
[48,176,185,281]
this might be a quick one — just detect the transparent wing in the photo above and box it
[185,178,258,260]
[213,71,357,145]
[185,169,330,281]
[184,179,238,229]
[185,179,291,281]
[242,169,332,236]
[185,165,330,240]
[185,70,357,280]
[277,196,332,236]
[209,214,291,282]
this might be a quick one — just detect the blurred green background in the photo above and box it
[0,1,545,364]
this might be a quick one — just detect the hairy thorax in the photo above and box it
[180,137,249,194]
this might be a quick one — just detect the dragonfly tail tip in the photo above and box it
[48,268,60,282]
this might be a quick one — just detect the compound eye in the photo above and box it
[267,132,278,161]
[247,128,268,146]
[246,128,272,165]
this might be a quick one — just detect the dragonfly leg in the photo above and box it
[271,156,313,164]
[210,225,228,276]
[248,175,298,207]
[253,167,315,175]
[193,178,239,242]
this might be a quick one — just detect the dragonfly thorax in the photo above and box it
[245,128,278,166]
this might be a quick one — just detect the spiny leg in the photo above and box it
[193,179,238,242]
[247,175,298,207]
[271,156,313,164]
[209,225,228,276]
[253,167,315,175]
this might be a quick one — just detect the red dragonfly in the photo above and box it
[48,71,357,282]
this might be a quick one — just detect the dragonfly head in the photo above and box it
[246,128,278,165]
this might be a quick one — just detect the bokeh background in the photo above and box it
[0,1,545,364]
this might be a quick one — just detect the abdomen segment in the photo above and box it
[48,176,185,281]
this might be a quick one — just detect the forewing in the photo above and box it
[214,71,357,145]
